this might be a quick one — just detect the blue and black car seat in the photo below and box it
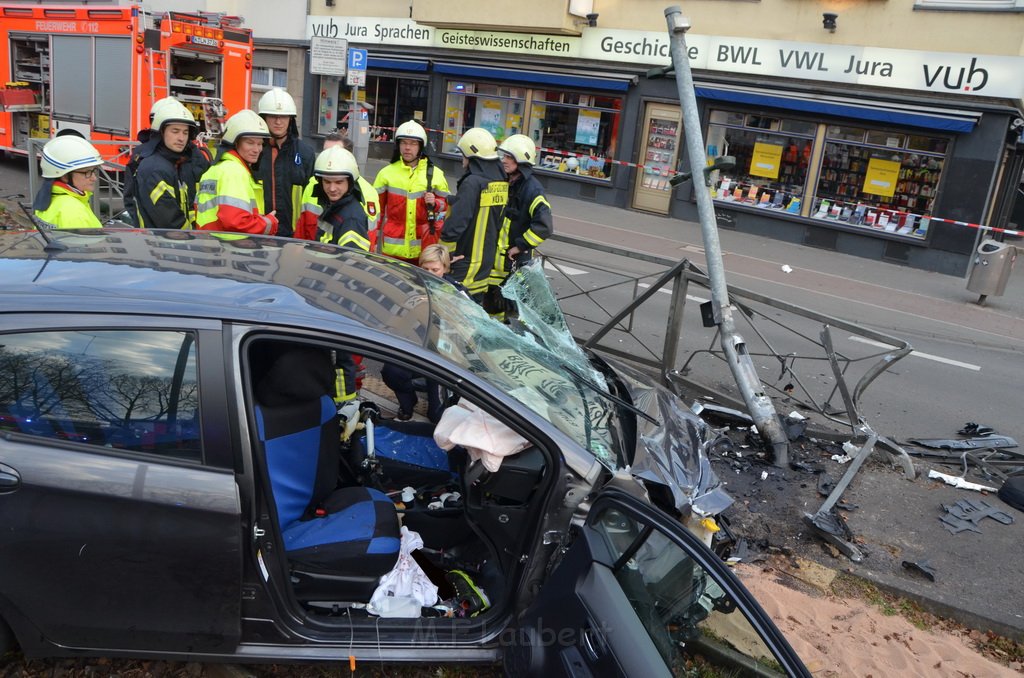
[253,344,400,601]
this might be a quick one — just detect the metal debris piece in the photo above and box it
[942,498,1014,526]
[958,422,995,437]
[927,469,997,493]
[909,436,1017,450]
[901,559,937,582]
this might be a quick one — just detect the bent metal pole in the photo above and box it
[664,5,790,466]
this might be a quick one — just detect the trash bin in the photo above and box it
[966,238,1017,304]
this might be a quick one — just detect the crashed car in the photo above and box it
[0,229,808,676]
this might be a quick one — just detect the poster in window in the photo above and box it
[479,99,504,138]
[863,158,900,198]
[575,109,601,146]
[749,142,783,180]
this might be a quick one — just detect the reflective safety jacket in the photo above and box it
[440,157,507,295]
[373,158,449,261]
[490,165,552,285]
[134,144,193,229]
[295,175,379,245]
[196,151,278,235]
[255,127,314,238]
[125,133,211,227]
[35,183,102,229]
[311,187,370,251]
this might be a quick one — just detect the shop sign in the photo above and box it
[310,36,347,77]
[863,158,901,198]
[749,142,783,180]
[305,16,1024,100]
[575,109,601,146]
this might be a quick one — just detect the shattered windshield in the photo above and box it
[422,271,619,470]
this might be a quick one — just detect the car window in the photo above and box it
[0,329,201,461]
[593,506,785,676]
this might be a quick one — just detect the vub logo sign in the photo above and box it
[922,57,988,92]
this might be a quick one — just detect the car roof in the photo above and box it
[0,229,434,346]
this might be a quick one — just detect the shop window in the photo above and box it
[812,125,949,238]
[706,109,816,213]
[363,76,429,143]
[442,81,622,181]
[825,124,868,142]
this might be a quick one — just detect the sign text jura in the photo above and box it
[306,16,1024,100]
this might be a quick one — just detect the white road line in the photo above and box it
[637,282,709,304]
[848,336,981,371]
[543,261,589,276]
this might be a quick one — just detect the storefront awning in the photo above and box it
[367,57,428,72]
[433,62,635,92]
[695,83,980,133]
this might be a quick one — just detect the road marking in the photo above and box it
[543,261,588,276]
[637,282,709,304]
[847,336,981,371]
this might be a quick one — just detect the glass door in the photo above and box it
[632,102,682,215]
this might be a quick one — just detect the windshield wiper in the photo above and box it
[564,365,660,426]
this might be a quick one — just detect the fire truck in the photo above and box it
[0,3,254,166]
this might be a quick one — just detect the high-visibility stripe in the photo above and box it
[384,236,421,247]
[528,194,550,216]
[523,229,544,247]
[197,194,259,212]
[149,180,175,205]
[336,232,371,250]
[302,201,323,216]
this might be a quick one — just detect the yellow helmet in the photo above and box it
[457,127,498,160]
[222,109,270,144]
[257,88,297,116]
[394,120,427,146]
[40,135,103,179]
[314,146,360,181]
[497,134,536,165]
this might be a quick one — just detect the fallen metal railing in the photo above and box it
[542,232,916,480]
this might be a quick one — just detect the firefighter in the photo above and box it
[488,134,553,317]
[372,120,450,263]
[294,133,379,242]
[295,146,370,250]
[440,127,507,301]
[133,100,204,229]
[32,135,104,229]
[124,96,211,224]
[195,110,278,235]
[255,87,314,238]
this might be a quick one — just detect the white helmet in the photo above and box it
[498,134,536,165]
[258,88,297,116]
[222,109,270,144]
[394,120,427,146]
[152,99,197,131]
[457,127,498,160]
[40,135,103,179]
[149,96,180,124]
[315,146,360,181]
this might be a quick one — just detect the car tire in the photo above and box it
[0,617,16,658]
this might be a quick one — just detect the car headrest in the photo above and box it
[255,346,335,408]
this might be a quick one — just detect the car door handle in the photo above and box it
[580,624,604,661]
[0,464,21,493]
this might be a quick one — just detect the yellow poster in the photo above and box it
[749,142,783,179]
[863,158,901,198]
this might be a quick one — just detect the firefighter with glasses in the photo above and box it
[33,135,105,229]
[373,120,449,263]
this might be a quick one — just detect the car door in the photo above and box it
[507,488,810,677]
[0,319,242,654]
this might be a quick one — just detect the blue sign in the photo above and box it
[348,49,367,72]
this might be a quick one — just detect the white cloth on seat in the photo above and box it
[433,401,531,472]
[367,526,438,617]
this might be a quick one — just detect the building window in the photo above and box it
[252,66,288,91]
[915,0,1024,10]
[812,125,948,238]
[365,75,429,142]
[442,81,623,181]
[706,110,817,213]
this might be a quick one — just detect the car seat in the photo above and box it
[253,345,400,602]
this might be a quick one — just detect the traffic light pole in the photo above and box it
[664,5,790,466]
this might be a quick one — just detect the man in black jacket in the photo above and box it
[440,127,508,302]
[134,99,208,229]
[255,87,315,238]
[491,133,553,286]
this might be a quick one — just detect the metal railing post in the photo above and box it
[664,6,790,466]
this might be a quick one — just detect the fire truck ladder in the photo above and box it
[140,8,170,109]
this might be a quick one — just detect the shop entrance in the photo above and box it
[632,102,683,215]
